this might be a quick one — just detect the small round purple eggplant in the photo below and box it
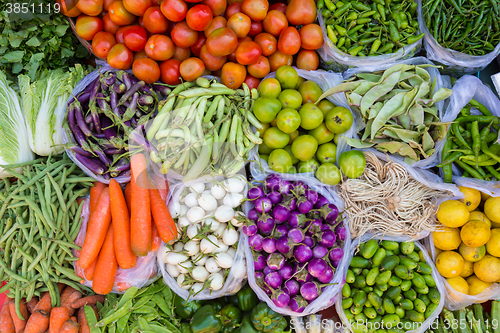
[263,266,273,275]
[248,186,265,200]
[265,174,281,192]
[267,253,285,270]
[318,230,337,247]
[276,236,294,256]
[271,288,290,308]
[332,259,340,268]
[254,197,272,213]
[284,279,300,296]
[304,189,319,205]
[292,180,308,193]
[315,194,330,208]
[267,191,282,204]
[279,262,294,280]
[312,245,328,258]
[294,244,313,263]
[336,226,347,241]
[329,246,344,262]
[305,219,322,235]
[255,271,264,285]
[289,295,308,313]
[303,235,315,248]
[318,266,334,283]
[272,224,289,238]
[286,197,297,211]
[279,180,292,195]
[317,203,339,224]
[288,210,308,228]
[262,238,277,254]
[297,198,313,214]
[288,228,305,243]
[249,234,264,251]
[307,258,328,278]
[300,281,322,301]
[264,271,283,289]
[253,253,267,270]
[321,224,332,231]
[257,215,275,235]
[295,265,312,284]
[247,209,259,221]
[242,222,258,237]
[273,204,291,222]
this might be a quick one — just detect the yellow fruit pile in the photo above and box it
[433,186,500,295]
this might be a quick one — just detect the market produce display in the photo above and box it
[341,240,441,331]
[320,63,452,163]
[320,0,423,56]
[433,187,500,295]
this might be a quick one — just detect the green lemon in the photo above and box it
[268,149,293,173]
[299,103,324,130]
[279,89,303,109]
[316,143,337,164]
[309,123,335,145]
[299,81,323,104]
[325,106,354,134]
[297,159,320,173]
[253,97,282,123]
[258,142,273,155]
[334,134,340,145]
[256,122,270,138]
[263,127,289,149]
[318,99,336,117]
[339,150,366,178]
[295,76,306,89]
[258,78,281,98]
[316,163,342,185]
[289,130,300,144]
[289,166,297,173]
[259,154,269,163]
[276,108,301,133]
[291,135,318,161]
[284,144,299,164]
[276,65,299,89]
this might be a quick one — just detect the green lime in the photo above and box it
[268,149,293,173]
[299,103,324,130]
[299,81,323,104]
[316,163,341,185]
[277,108,301,134]
[318,99,336,117]
[297,159,320,173]
[276,65,299,89]
[279,89,302,109]
[309,123,334,144]
[325,106,354,134]
[284,144,299,164]
[295,76,306,89]
[339,150,366,178]
[258,78,282,98]
[291,135,318,162]
[258,142,273,155]
[316,143,337,164]
[263,127,289,149]
[253,97,282,123]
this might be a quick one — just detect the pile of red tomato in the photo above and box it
[58,0,322,89]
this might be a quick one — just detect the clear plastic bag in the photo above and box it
[336,236,445,333]
[318,15,422,72]
[72,196,158,293]
[249,68,362,186]
[244,172,352,316]
[417,0,500,75]
[341,57,452,169]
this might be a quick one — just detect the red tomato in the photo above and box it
[296,49,319,70]
[286,0,316,25]
[225,2,242,19]
[254,32,277,56]
[186,5,213,31]
[145,35,175,60]
[221,62,246,89]
[248,21,263,37]
[122,25,148,51]
[103,0,114,10]
[190,33,207,57]
[269,2,286,13]
[108,1,135,25]
[133,58,160,83]
[143,6,169,34]
[235,41,261,65]
[160,0,187,21]
[180,58,205,81]
[134,50,148,60]
[228,36,251,62]
[173,46,191,61]
[76,0,103,16]
[107,43,134,69]
[185,0,203,3]
[278,26,300,55]
[262,10,287,36]
[202,0,227,16]
[171,21,198,48]
[199,45,227,71]
[57,0,82,17]
[204,16,227,37]
[92,31,117,58]
[75,15,103,40]
[123,0,153,16]
[103,12,121,34]
[247,55,269,78]
[241,0,268,21]
[268,49,292,71]
[243,74,260,89]
[206,27,238,57]
[160,59,182,84]
[227,13,251,38]
[115,26,127,43]
[138,16,145,28]
[299,24,324,50]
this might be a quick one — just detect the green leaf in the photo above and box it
[343,137,376,148]
[3,51,24,63]
[55,25,68,37]
[26,36,41,47]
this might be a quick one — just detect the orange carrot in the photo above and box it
[77,306,96,333]
[59,320,79,333]
[130,153,151,256]
[48,307,69,333]
[83,260,97,281]
[116,282,131,292]
[150,188,177,243]
[89,183,107,215]
[62,292,82,316]
[124,182,132,211]
[109,179,137,269]
[92,225,118,295]
[9,300,27,333]
[70,296,104,309]
[150,172,169,200]
[79,188,112,269]
[26,298,38,314]
[59,287,76,308]
[24,309,49,333]
[0,298,14,333]
[33,293,51,313]
[70,317,77,323]
[151,220,161,252]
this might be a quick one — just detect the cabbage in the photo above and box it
[0,71,34,178]
[19,64,86,156]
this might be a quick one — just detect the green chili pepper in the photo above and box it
[347,11,358,20]
[338,36,346,48]
[349,45,364,55]
[471,121,481,167]
[486,165,500,180]
[357,17,372,24]
[335,24,348,36]
[334,2,352,17]
[456,160,485,180]
[406,33,425,44]
[352,2,372,10]
[441,134,454,183]
[317,0,325,8]
[389,21,401,42]
[361,10,377,17]
[452,122,471,149]
[325,0,337,11]
[370,39,382,54]
[377,4,386,21]
[378,42,395,53]
[327,25,338,43]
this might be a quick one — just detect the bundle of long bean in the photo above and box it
[422,0,500,55]
[0,153,93,319]
[146,77,263,182]
[439,100,500,182]
[320,0,423,56]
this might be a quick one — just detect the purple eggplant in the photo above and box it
[123,92,139,121]
[104,148,125,155]
[89,142,111,167]
[288,228,305,243]
[152,83,171,96]
[267,253,285,270]
[267,191,282,204]
[248,234,264,251]
[253,253,267,270]
[254,197,272,213]
[78,91,90,104]
[262,238,277,254]
[110,90,118,115]
[312,245,328,259]
[332,259,340,267]
[263,266,273,275]
[297,197,313,214]
[284,279,300,296]
[308,258,328,278]
[74,154,106,175]
[318,230,336,247]
[68,106,91,152]
[74,102,92,137]
[264,174,281,192]
[289,295,308,313]
[109,158,130,177]
[279,180,292,195]
[276,236,294,256]
[113,83,126,94]
[92,133,106,139]
[100,115,117,140]
[67,145,93,157]
[292,180,308,195]
[272,204,290,223]
[336,226,347,241]
[138,94,154,106]
[317,203,339,224]
[264,271,282,289]
[315,194,329,208]
[294,244,313,263]
[121,71,132,90]
[271,288,290,308]
[129,126,157,153]
[84,112,93,124]
[286,197,297,211]
[288,210,308,228]
[248,186,265,200]
[303,235,315,248]
[119,80,145,106]
[329,246,344,262]
[300,281,322,301]
[279,262,294,280]
[272,224,289,239]
[305,219,322,235]
[101,72,116,86]
[318,266,334,283]
[257,215,275,235]
[304,189,319,205]
[247,208,259,221]
[255,271,264,285]
[294,264,312,284]
[242,222,258,236]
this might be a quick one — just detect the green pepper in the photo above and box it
[275,317,290,333]
[218,305,242,333]
[251,303,283,332]
[229,285,259,312]
[211,301,224,313]
[190,305,223,333]
[181,323,193,333]
[175,295,202,319]
[235,316,259,333]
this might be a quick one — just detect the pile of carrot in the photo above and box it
[0,284,104,333]
[76,153,177,295]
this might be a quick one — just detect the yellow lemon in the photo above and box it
[461,221,491,247]
[486,229,500,257]
[447,276,469,294]
[484,196,500,223]
[481,191,491,202]
[460,261,474,278]
[467,275,492,295]
[436,251,465,278]
[435,247,443,257]
[459,187,481,212]
[493,221,500,228]
[458,243,486,262]
[437,200,470,227]
[433,227,462,251]
[473,255,500,282]
[469,211,491,228]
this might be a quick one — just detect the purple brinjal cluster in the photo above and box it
[243,174,347,313]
